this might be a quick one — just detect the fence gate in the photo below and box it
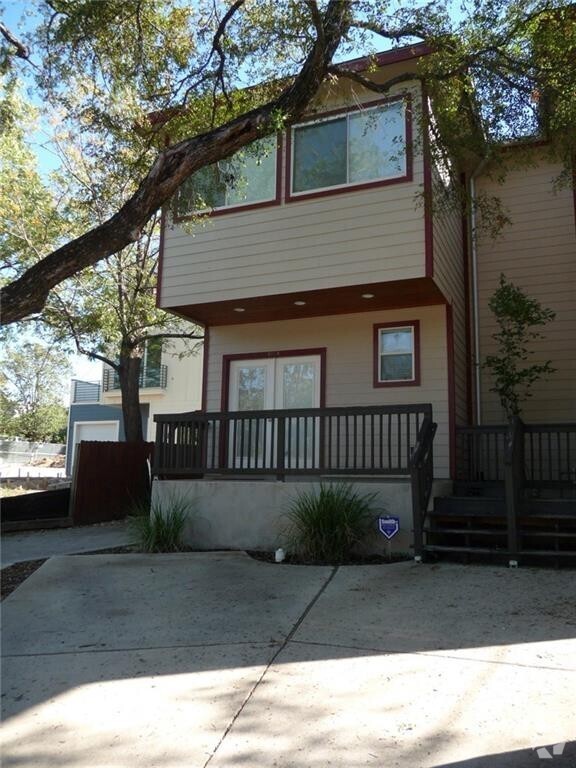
[69,441,153,525]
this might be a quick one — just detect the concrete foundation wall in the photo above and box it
[153,478,451,555]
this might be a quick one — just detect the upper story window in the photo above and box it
[373,320,420,387]
[289,98,408,199]
[175,135,278,218]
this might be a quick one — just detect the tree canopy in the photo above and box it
[0,341,70,442]
[1,0,574,325]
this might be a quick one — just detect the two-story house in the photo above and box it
[151,43,576,561]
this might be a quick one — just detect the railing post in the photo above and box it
[411,458,424,561]
[276,415,286,481]
[504,417,524,567]
[153,421,164,477]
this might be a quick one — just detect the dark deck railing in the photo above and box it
[411,417,437,560]
[456,422,576,489]
[153,404,433,479]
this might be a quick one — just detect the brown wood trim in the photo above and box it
[339,42,431,73]
[285,95,413,204]
[201,326,210,412]
[446,304,456,479]
[168,277,447,327]
[220,347,327,412]
[173,133,283,223]
[373,320,421,388]
[460,172,474,425]
[422,85,434,278]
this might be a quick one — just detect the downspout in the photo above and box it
[469,158,489,425]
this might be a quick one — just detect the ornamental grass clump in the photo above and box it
[129,493,191,553]
[284,482,378,564]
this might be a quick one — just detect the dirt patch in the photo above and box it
[0,477,69,497]
[1,559,46,601]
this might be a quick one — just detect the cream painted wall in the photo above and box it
[476,152,576,423]
[206,305,451,477]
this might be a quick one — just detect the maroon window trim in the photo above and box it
[173,133,283,223]
[445,305,456,479]
[285,95,413,204]
[220,348,327,411]
[373,320,421,388]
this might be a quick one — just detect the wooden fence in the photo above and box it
[69,441,153,525]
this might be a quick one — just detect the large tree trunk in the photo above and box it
[118,352,144,443]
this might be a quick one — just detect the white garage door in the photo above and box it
[71,421,119,472]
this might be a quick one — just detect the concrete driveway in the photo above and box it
[1,554,575,768]
[1,520,135,567]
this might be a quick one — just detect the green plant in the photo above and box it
[284,483,380,564]
[129,493,191,553]
[483,274,556,420]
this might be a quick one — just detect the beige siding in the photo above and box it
[431,163,468,426]
[160,81,426,308]
[476,153,576,423]
[206,306,451,477]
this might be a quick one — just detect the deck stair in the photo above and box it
[425,483,576,565]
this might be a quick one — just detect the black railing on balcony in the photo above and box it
[103,364,168,392]
[153,403,434,479]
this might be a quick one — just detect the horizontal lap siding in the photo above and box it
[431,164,468,427]
[160,82,426,308]
[206,306,450,477]
[476,153,576,423]
[162,181,425,306]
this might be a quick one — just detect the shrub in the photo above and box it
[129,493,191,553]
[483,274,556,419]
[284,482,379,564]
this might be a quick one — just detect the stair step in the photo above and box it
[424,527,506,536]
[519,530,576,539]
[453,481,505,498]
[524,499,576,515]
[432,497,506,516]
[519,549,576,557]
[424,544,499,554]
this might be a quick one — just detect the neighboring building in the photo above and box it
[152,43,575,559]
[65,340,203,475]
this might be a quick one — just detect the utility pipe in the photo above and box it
[469,157,489,425]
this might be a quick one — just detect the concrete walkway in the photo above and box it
[1,554,575,767]
[1,520,135,567]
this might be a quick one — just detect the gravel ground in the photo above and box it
[1,559,46,600]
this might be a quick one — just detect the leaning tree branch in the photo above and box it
[0,22,31,60]
[0,0,350,326]
[327,66,423,95]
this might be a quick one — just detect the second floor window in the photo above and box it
[290,99,407,196]
[176,135,278,216]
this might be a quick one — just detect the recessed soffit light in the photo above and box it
[233,307,245,312]
[294,300,306,306]
[362,293,375,299]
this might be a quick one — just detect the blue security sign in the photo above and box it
[378,516,400,540]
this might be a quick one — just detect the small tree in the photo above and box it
[0,342,70,442]
[483,274,556,420]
